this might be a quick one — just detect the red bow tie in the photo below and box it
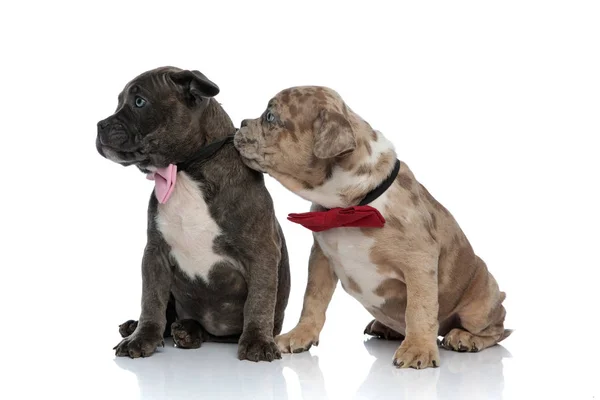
[287,205,385,232]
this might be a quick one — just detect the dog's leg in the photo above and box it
[237,239,283,362]
[273,225,291,337]
[392,255,441,369]
[442,266,511,352]
[275,241,338,354]
[441,303,510,352]
[114,233,172,358]
[118,293,178,338]
[364,320,405,341]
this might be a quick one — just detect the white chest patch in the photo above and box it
[313,189,397,310]
[316,228,385,310]
[155,172,224,281]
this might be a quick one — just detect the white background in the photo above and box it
[1,1,599,399]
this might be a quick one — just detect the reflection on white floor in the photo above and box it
[355,340,510,400]
[114,338,511,400]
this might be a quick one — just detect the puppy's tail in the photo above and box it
[498,329,514,342]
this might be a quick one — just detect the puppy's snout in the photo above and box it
[241,119,249,128]
[97,120,110,131]
[97,120,128,147]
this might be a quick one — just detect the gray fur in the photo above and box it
[97,66,290,361]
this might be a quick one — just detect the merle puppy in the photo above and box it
[96,66,290,362]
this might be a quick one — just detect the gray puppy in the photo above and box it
[96,66,290,362]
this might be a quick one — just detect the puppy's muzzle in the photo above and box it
[233,127,257,150]
[234,127,265,171]
[97,119,130,148]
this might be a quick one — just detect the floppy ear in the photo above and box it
[170,70,220,102]
[312,109,356,159]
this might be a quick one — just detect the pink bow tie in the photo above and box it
[146,164,177,204]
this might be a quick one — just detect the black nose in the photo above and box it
[97,119,110,132]
[241,119,249,128]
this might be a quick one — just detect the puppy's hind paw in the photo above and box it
[364,319,405,341]
[118,320,138,338]
[441,328,500,352]
[171,319,204,349]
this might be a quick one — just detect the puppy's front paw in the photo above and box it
[118,320,138,338]
[275,325,319,354]
[393,338,440,369]
[114,327,164,358]
[238,334,281,362]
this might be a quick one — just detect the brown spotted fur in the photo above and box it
[234,86,510,369]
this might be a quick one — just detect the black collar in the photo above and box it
[358,159,401,206]
[178,135,234,171]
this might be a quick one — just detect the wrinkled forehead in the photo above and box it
[271,86,345,119]
[119,68,179,100]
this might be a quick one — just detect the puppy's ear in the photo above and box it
[312,109,356,159]
[171,70,220,102]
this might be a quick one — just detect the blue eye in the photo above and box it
[266,112,275,122]
[135,96,146,108]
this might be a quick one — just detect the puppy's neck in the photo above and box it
[197,99,236,143]
[179,100,236,164]
[298,130,397,209]
[173,100,242,177]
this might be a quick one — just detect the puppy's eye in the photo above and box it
[266,112,275,123]
[135,96,147,108]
